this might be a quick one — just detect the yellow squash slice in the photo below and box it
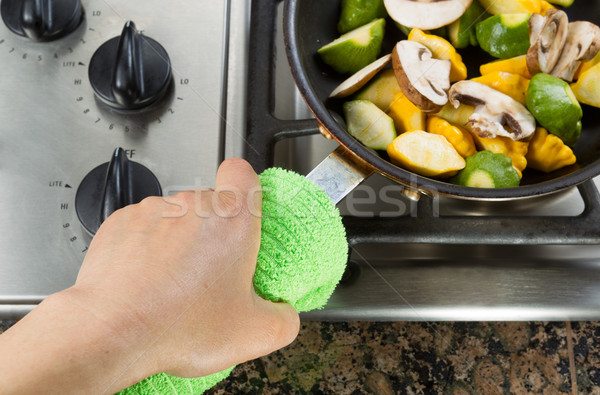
[526,127,576,172]
[387,130,466,178]
[427,116,477,158]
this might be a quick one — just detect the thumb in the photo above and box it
[213,158,262,218]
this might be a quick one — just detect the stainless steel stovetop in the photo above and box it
[0,0,250,317]
[3,0,600,321]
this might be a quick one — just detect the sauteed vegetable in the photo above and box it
[318,0,600,188]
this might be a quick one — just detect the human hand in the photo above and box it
[0,159,300,394]
[74,158,299,388]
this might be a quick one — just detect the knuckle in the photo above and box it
[214,189,243,217]
[164,190,196,210]
[137,195,162,210]
[171,190,196,205]
[133,196,165,218]
[262,321,281,348]
[283,309,301,343]
[263,307,300,349]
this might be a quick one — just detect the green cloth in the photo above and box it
[119,168,348,394]
[118,368,234,395]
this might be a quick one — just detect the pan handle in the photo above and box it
[306,146,374,204]
[310,125,425,203]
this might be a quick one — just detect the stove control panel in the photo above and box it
[0,0,249,316]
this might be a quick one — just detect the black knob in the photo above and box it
[75,148,162,235]
[1,0,83,41]
[89,21,172,110]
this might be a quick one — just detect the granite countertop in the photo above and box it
[2,320,599,393]
[208,322,600,394]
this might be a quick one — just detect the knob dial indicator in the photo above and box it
[88,21,172,110]
[1,0,83,41]
[75,147,162,235]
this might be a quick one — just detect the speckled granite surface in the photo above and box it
[206,322,599,394]
[1,320,599,393]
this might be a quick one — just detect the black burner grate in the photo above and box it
[245,0,600,247]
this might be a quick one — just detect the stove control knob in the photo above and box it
[1,0,83,41]
[75,147,162,235]
[89,21,172,110]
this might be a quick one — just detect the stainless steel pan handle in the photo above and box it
[306,146,374,204]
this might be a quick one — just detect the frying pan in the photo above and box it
[283,0,600,200]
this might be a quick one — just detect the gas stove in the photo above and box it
[3,0,600,322]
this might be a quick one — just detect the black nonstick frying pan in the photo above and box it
[283,0,600,200]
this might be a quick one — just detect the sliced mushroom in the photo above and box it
[392,40,451,112]
[551,21,600,82]
[448,81,536,141]
[527,9,569,75]
[528,13,545,44]
[384,0,473,30]
[329,55,391,99]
